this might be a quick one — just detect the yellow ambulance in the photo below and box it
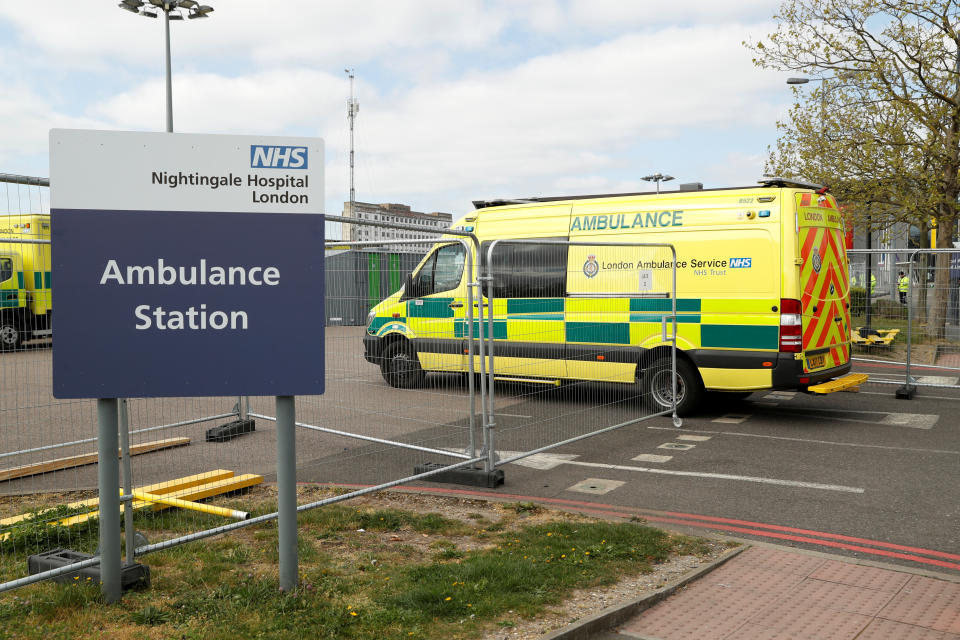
[0,214,52,350]
[362,179,862,414]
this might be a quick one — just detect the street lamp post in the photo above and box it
[642,173,674,194]
[118,0,215,133]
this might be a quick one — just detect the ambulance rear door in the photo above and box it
[796,192,851,374]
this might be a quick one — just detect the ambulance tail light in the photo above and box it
[779,298,802,353]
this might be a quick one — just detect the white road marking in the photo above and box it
[879,413,937,429]
[647,425,960,456]
[632,454,674,463]
[567,478,625,495]
[496,448,863,491]
[857,390,960,400]
[658,442,695,451]
[747,405,938,428]
[677,435,711,441]
[496,413,533,418]
[553,460,864,493]
[765,392,797,400]
[713,414,750,424]
[914,375,960,386]
[500,452,579,470]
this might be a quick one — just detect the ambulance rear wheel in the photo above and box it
[643,357,703,416]
[381,341,426,388]
[0,320,22,352]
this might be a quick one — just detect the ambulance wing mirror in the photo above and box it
[401,273,419,301]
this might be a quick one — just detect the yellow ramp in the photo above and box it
[809,373,869,394]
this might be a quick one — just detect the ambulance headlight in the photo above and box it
[366,310,376,326]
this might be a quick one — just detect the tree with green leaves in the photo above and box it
[747,0,960,338]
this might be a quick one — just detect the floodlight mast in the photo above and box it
[641,172,674,194]
[117,0,215,133]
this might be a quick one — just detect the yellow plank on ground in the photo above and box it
[0,470,236,529]
[808,373,870,394]
[132,491,249,520]
[0,437,191,483]
[53,474,263,528]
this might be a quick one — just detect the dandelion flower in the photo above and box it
[445,597,452,601]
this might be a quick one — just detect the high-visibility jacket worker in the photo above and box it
[898,271,909,304]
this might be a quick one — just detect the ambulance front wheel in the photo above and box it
[0,320,22,352]
[381,340,426,388]
[643,357,703,417]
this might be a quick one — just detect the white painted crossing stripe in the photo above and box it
[676,435,711,441]
[501,452,579,470]
[496,413,533,418]
[879,413,938,429]
[713,414,750,424]
[632,454,673,463]
[550,460,864,493]
[914,375,960,386]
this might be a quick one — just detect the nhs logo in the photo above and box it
[729,257,752,268]
[250,145,308,169]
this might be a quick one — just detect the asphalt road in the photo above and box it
[305,353,960,577]
[3,331,958,577]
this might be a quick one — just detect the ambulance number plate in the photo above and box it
[807,353,826,369]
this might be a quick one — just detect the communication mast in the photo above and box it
[345,69,359,218]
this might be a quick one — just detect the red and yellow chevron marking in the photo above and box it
[798,193,837,208]
[799,224,850,372]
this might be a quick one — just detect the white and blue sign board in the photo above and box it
[50,129,325,398]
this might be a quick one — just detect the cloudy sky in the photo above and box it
[0,0,794,219]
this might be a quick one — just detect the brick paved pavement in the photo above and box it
[614,546,960,640]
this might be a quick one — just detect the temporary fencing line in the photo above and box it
[247,411,473,460]
[0,412,238,460]
[481,239,680,472]
[0,455,485,595]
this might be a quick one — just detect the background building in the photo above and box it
[342,201,453,252]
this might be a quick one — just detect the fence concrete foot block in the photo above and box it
[895,384,917,399]
[414,462,505,488]
[205,419,256,442]
[27,548,150,591]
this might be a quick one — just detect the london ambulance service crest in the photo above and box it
[812,248,822,274]
[583,254,599,278]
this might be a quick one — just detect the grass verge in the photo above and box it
[0,487,724,640]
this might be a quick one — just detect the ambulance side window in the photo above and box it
[481,241,567,298]
[412,244,465,296]
[0,258,12,284]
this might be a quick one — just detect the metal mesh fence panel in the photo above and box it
[848,248,960,390]
[0,211,490,594]
[482,240,680,468]
[247,221,487,529]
